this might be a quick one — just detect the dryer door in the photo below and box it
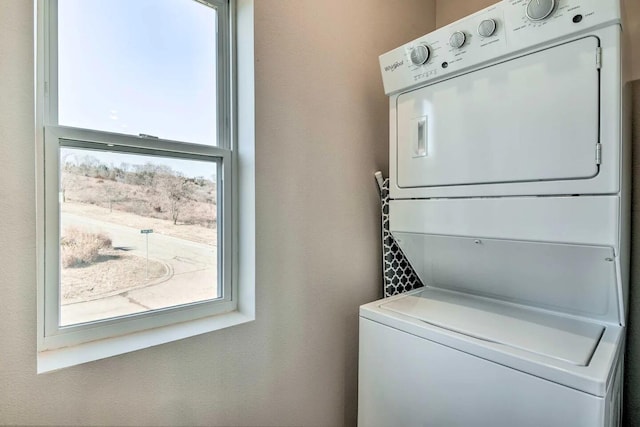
[396,36,600,188]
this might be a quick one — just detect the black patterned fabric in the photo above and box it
[379,177,424,297]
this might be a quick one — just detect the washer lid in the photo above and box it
[392,232,621,324]
[380,288,604,366]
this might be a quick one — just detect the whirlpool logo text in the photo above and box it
[384,61,403,72]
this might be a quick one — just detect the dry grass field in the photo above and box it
[63,173,218,230]
[59,162,217,308]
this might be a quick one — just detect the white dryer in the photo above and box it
[359,0,630,426]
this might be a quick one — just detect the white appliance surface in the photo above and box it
[379,0,620,96]
[380,288,603,366]
[391,233,620,323]
[384,0,623,200]
[389,196,619,248]
[360,0,628,426]
[396,36,599,189]
[358,315,619,427]
[360,289,623,397]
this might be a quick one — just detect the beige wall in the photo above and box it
[623,0,640,81]
[435,0,496,28]
[0,0,434,426]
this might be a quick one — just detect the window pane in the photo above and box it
[58,0,218,145]
[59,147,219,326]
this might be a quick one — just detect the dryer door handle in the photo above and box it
[414,117,428,158]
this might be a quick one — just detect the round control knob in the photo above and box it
[478,19,497,38]
[526,0,556,21]
[410,44,431,66]
[449,31,466,49]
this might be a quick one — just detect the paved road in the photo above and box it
[60,213,219,325]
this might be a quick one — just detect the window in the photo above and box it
[36,0,254,369]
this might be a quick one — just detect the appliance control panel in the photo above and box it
[380,0,621,95]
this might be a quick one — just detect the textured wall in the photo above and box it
[435,0,496,27]
[623,0,640,81]
[0,0,435,426]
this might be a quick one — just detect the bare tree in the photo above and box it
[60,152,78,203]
[156,173,194,225]
[61,164,72,203]
[78,155,99,176]
[103,181,124,213]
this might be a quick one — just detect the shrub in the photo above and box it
[61,227,112,268]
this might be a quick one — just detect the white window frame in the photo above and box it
[35,0,255,372]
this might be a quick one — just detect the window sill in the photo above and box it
[37,309,254,373]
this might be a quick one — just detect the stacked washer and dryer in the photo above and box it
[359,0,630,426]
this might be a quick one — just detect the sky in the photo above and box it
[58,0,218,148]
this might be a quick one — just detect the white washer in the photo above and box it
[359,1,630,426]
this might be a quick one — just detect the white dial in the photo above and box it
[449,31,466,49]
[478,19,497,38]
[410,44,431,66]
[526,0,556,21]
